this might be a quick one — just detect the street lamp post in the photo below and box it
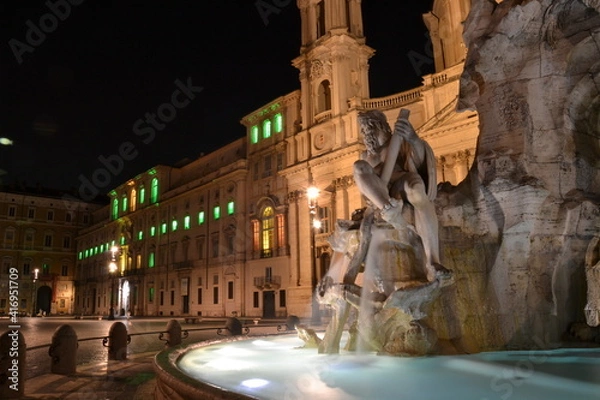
[307,186,321,325]
[108,246,119,320]
[31,268,39,317]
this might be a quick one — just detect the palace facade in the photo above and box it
[0,187,101,316]
[72,0,478,319]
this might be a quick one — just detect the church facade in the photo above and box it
[73,0,478,319]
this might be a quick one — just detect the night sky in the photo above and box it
[0,0,434,194]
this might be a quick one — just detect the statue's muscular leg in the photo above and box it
[392,174,451,281]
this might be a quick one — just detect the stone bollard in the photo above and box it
[286,315,300,330]
[49,324,78,375]
[0,330,26,398]
[159,319,186,347]
[102,322,130,360]
[217,317,243,336]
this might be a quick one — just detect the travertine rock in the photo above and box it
[439,0,600,350]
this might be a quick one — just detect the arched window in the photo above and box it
[130,189,137,212]
[122,195,128,212]
[150,178,159,204]
[139,186,146,204]
[274,113,283,133]
[261,206,275,258]
[263,119,272,139]
[317,80,331,113]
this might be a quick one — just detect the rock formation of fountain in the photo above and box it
[315,0,600,355]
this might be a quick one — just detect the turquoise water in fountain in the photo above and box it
[177,333,600,400]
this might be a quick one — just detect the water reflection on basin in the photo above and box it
[165,333,600,400]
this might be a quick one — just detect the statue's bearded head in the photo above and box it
[358,110,391,155]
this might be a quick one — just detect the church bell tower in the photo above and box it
[292,0,374,130]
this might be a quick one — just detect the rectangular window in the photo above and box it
[227,201,235,215]
[149,287,155,302]
[280,290,286,307]
[213,287,219,304]
[227,235,234,255]
[172,219,178,231]
[184,215,191,229]
[122,197,128,212]
[61,265,68,276]
[213,275,219,285]
[65,213,72,223]
[139,187,146,204]
[47,210,54,221]
[63,236,71,249]
[44,234,53,247]
[263,155,272,177]
[197,236,205,259]
[42,263,50,275]
[23,262,30,276]
[253,292,259,308]
[213,206,221,220]
[161,222,167,234]
[28,208,35,219]
[277,153,283,171]
[250,125,259,144]
[150,226,156,237]
[148,252,155,268]
[160,291,164,306]
[198,211,205,224]
[197,288,202,304]
[8,206,16,217]
[170,290,175,306]
[211,234,219,258]
[227,281,234,300]
[138,230,143,240]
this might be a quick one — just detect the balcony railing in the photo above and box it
[254,275,281,290]
[173,260,194,270]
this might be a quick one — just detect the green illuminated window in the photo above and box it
[138,230,143,240]
[227,201,235,215]
[112,199,119,220]
[120,236,125,245]
[198,211,205,225]
[139,187,146,204]
[172,219,178,231]
[149,252,155,268]
[161,222,167,234]
[263,119,271,139]
[122,196,128,212]
[150,178,159,204]
[274,113,283,133]
[251,125,259,144]
[78,252,82,260]
[85,249,89,258]
[213,206,221,220]
[148,287,155,302]
[184,215,191,229]
[150,226,156,237]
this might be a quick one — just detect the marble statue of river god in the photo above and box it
[315,108,454,356]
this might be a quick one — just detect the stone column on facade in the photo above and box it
[452,150,470,184]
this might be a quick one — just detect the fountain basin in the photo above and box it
[154,333,600,400]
